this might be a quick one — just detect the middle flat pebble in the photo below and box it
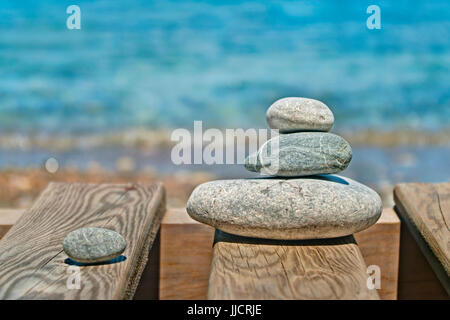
[245,132,352,177]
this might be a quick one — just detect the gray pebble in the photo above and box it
[267,97,334,133]
[187,176,382,240]
[245,132,352,177]
[63,227,126,264]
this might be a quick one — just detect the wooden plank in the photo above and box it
[394,182,450,295]
[159,208,214,300]
[207,230,380,300]
[354,208,400,300]
[0,182,165,300]
[0,209,24,240]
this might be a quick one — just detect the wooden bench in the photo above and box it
[0,182,165,300]
[394,182,450,299]
[1,202,401,300]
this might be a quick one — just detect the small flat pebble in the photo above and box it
[63,227,126,264]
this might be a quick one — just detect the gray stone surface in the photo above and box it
[245,132,352,177]
[267,97,334,133]
[187,175,382,240]
[63,227,126,264]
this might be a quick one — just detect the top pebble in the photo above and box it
[266,97,334,133]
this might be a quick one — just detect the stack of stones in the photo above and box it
[187,97,382,240]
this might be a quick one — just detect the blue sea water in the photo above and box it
[0,0,449,134]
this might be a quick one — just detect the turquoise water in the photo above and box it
[0,0,449,134]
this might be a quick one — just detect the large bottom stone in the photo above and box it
[187,175,382,240]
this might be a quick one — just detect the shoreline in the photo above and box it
[1,144,449,211]
[0,167,395,212]
[0,128,449,151]
[1,129,449,211]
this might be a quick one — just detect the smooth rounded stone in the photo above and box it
[266,97,334,133]
[245,132,352,177]
[63,227,126,264]
[187,175,382,240]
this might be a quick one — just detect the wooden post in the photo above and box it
[207,230,379,300]
[0,182,165,300]
[354,208,400,299]
[159,208,214,299]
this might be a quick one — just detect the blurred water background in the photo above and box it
[0,0,449,206]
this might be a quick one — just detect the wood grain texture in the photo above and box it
[354,208,400,300]
[207,231,379,300]
[0,182,165,300]
[0,209,24,240]
[394,182,450,294]
[160,208,214,300]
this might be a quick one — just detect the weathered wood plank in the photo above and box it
[354,208,400,300]
[394,182,450,296]
[159,208,214,300]
[0,182,165,300]
[207,230,380,300]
